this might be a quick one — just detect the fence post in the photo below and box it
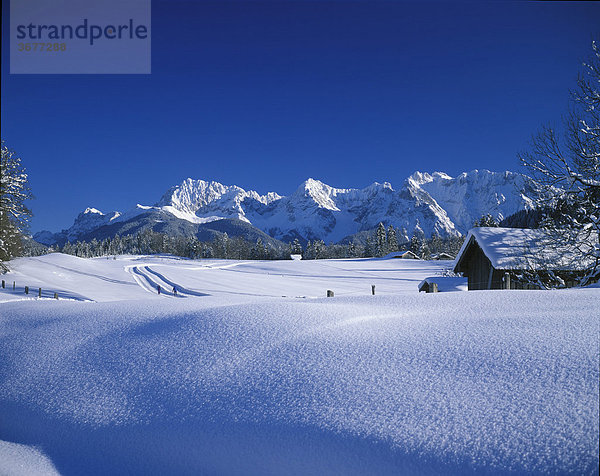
[25,286,29,295]
[327,290,334,297]
[504,272,510,290]
[1,280,4,288]
[39,288,42,298]
[54,292,58,300]
[371,285,375,295]
[13,281,15,290]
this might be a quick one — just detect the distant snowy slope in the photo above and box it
[410,170,538,233]
[35,208,122,246]
[0,253,448,302]
[35,170,538,245]
[156,178,282,224]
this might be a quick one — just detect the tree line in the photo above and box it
[53,224,464,261]
[56,230,291,260]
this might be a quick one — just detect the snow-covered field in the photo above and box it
[0,254,598,475]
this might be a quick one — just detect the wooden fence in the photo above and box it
[1,280,59,299]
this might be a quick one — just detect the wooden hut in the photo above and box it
[453,227,596,290]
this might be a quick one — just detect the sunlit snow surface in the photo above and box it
[0,254,598,475]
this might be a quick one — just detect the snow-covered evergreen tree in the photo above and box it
[409,234,421,256]
[429,232,443,253]
[313,240,325,259]
[291,238,303,255]
[363,235,375,258]
[251,238,265,260]
[215,232,229,258]
[419,240,431,260]
[474,214,499,227]
[386,225,398,253]
[375,222,387,257]
[0,142,32,271]
[202,244,214,258]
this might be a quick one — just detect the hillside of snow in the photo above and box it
[35,170,538,246]
[0,254,598,475]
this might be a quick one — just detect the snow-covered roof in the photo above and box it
[418,276,467,292]
[383,251,419,259]
[431,252,455,260]
[454,227,598,272]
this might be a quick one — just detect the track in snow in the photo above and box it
[126,265,209,298]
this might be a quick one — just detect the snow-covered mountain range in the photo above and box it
[35,170,538,246]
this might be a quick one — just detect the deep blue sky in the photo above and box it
[2,1,599,233]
